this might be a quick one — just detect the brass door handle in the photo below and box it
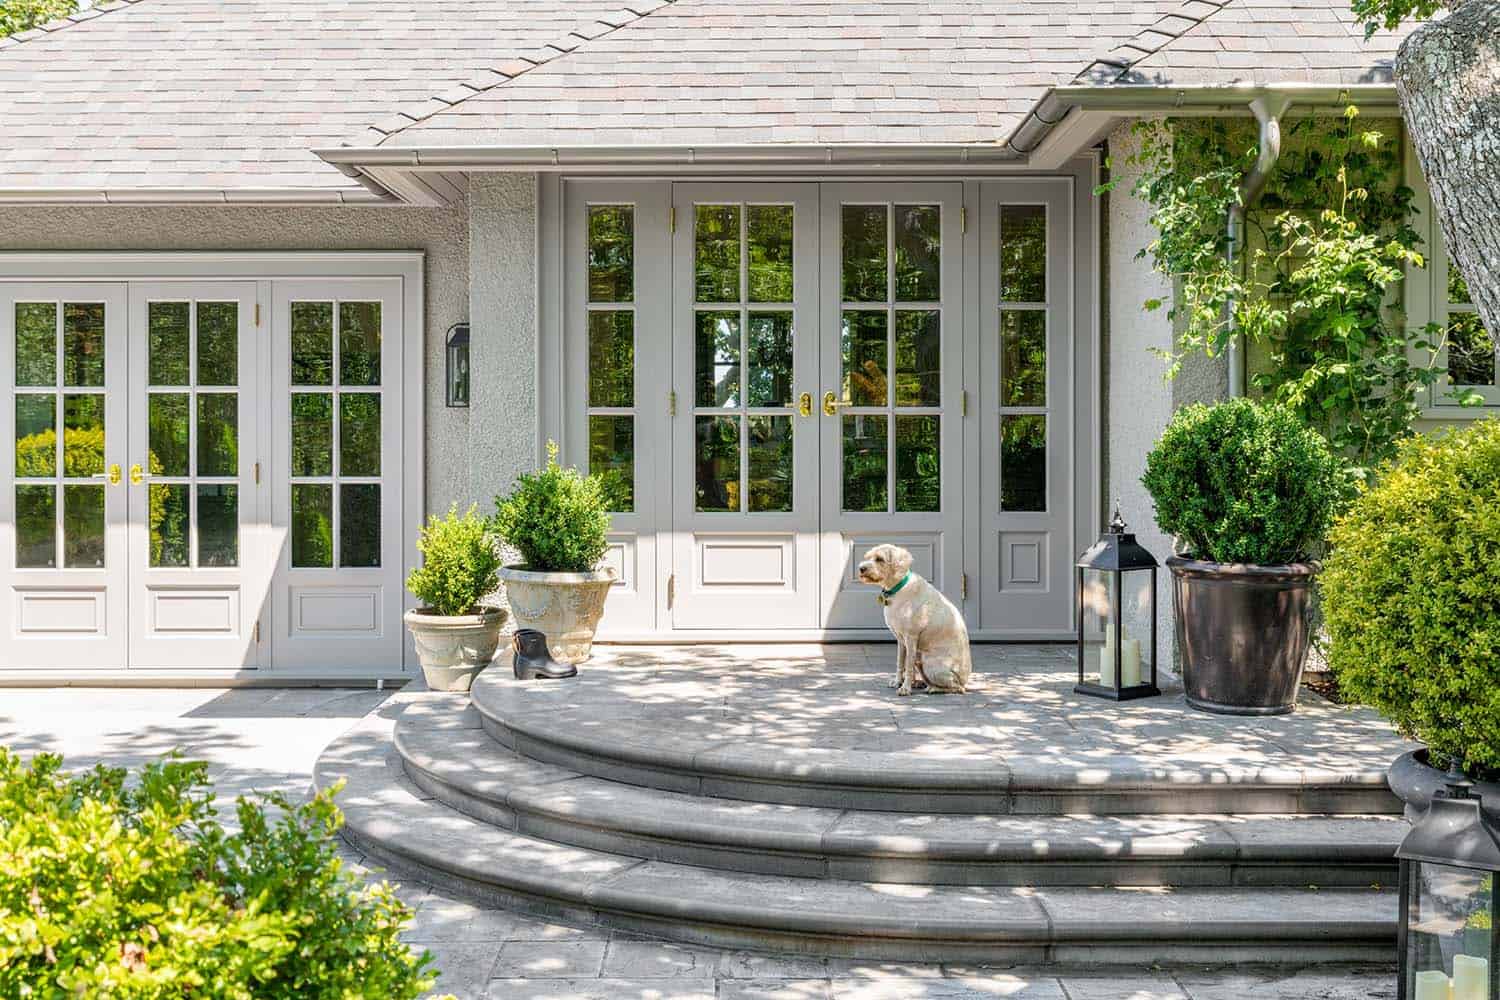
[798,392,812,417]
[91,463,122,486]
[129,463,149,485]
[822,391,852,416]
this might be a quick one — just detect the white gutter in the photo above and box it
[0,187,396,206]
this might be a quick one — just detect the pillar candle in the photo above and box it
[1121,637,1142,687]
[1453,955,1488,1000]
[1098,631,1116,686]
[1415,969,1453,1000]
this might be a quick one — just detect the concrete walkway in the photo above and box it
[0,665,1399,1000]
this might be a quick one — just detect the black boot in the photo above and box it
[512,629,577,680]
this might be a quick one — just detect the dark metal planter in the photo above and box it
[1168,556,1317,716]
[1388,748,1500,823]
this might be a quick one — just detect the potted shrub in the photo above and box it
[1143,398,1346,715]
[404,504,506,692]
[492,442,615,664]
[1322,419,1500,818]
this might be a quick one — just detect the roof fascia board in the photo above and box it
[317,144,1024,173]
[0,187,395,206]
[1024,109,1117,171]
[1052,83,1400,111]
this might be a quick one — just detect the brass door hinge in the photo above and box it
[253,461,260,485]
[961,389,969,417]
[960,206,968,234]
[668,389,677,416]
[253,620,261,643]
[667,573,675,609]
[960,573,968,601]
[670,206,676,233]
[254,303,261,327]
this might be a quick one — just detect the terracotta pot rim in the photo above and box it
[404,605,507,627]
[500,564,617,584]
[1166,555,1319,580]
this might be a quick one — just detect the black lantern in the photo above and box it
[1075,506,1160,701]
[446,322,470,407]
[1397,772,1500,1000]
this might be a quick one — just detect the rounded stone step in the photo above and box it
[317,700,1398,965]
[397,699,1404,888]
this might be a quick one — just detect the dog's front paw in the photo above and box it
[897,683,913,697]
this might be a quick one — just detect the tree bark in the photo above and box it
[1394,0,1500,332]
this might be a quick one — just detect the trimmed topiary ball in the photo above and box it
[1322,418,1500,775]
[491,441,611,574]
[1142,398,1349,565]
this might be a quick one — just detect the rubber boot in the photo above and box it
[512,629,577,680]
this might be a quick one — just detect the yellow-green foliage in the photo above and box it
[406,504,502,617]
[0,750,444,999]
[1322,418,1500,774]
[491,441,612,574]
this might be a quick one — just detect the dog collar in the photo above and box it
[877,572,912,606]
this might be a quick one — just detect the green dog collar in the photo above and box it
[878,572,912,606]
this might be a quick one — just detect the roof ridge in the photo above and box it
[0,0,147,53]
[360,0,682,149]
[1071,0,1236,86]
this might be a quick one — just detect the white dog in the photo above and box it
[857,544,973,696]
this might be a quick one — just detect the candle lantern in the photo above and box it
[1075,506,1160,701]
[1397,772,1500,1000]
[445,322,471,407]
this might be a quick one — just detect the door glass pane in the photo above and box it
[588,205,634,303]
[340,484,380,567]
[149,393,190,477]
[196,301,238,386]
[150,483,189,568]
[291,484,333,568]
[339,302,381,386]
[695,205,741,302]
[62,484,104,568]
[894,310,940,406]
[16,484,55,568]
[747,205,794,303]
[1001,311,1048,405]
[339,393,381,477]
[841,311,887,406]
[895,415,940,512]
[1001,414,1047,511]
[148,301,190,386]
[1449,267,1471,304]
[15,302,56,387]
[747,312,793,407]
[15,396,55,477]
[197,485,238,567]
[841,205,887,302]
[589,415,634,513]
[196,393,238,477]
[694,311,741,408]
[587,310,634,407]
[291,302,334,385]
[1001,205,1048,303]
[695,415,739,512]
[842,414,887,513]
[1448,312,1495,386]
[748,415,792,513]
[62,303,105,388]
[894,205,940,302]
[62,394,105,477]
[291,393,333,476]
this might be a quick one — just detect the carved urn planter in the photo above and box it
[403,605,507,692]
[498,565,615,664]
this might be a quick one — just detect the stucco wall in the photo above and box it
[0,203,471,518]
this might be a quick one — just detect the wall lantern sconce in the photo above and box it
[446,322,470,407]
[1075,505,1161,702]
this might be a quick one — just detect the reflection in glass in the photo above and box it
[895,415,940,512]
[747,312,793,407]
[291,301,334,385]
[197,393,238,477]
[1448,313,1496,386]
[1001,310,1047,405]
[588,205,634,303]
[841,311,887,406]
[291,484,333,568]
[842,414,887,513]
[1001,204,1048,303]
[15,302,56,387]
[589,415,634,513]
[694,311,741,408]
[339,393,381,477]
[748,415,793,513]
[587,310,634,407]
[1001,414,1047,511]
[291,393,333,476]
[894,310,940,406]
[339,301,381,386]
[841,205,887,302]
[63,484,104,568]
[198,485,238,567]
[149,393,190,477]
[150,483,189,568]
[15,395,55,477]
[894,205,940,302]
[62,303,105,388]
[197,301,238,386]
[148,301,190,386]
[62,395,105,477]
[16,484,55,568]
[341,484,380,568]
[695,415,739,512]
[747,205,794,303]
[1449,267,1472,305]
[695,205,741,302]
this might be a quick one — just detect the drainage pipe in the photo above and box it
[1226,93,1292,396]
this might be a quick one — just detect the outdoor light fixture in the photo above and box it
[1396,772,1500,1000]
[446,322,470,407]
[1075,506,1161,701]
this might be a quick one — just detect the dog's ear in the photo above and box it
[890,545,914,576]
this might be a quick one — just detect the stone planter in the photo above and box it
[1388,748,1500,823]
[1168,556,1317,716]
[499,565,615,664]
[404,606,507,692]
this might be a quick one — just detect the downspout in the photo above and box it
[1226,93,1293,396]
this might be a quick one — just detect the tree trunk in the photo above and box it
[1394,0,1500,332]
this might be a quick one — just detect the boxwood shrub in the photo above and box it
[1142,398,1348,565]
[491,441,611,574]
[407,504,503,616]
[0,750,444,999]
[1322,418,1500,774]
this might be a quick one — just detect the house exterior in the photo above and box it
[0,0,1487,683]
